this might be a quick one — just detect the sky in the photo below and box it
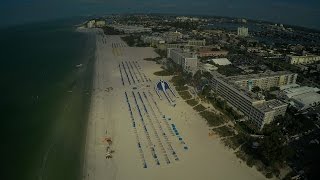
[1,0,320,29]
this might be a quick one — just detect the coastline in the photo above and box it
[0,21,97,180]
[37,28,97,180]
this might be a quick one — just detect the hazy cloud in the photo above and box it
[0,0,319,29]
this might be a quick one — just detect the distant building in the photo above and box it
[237,27,249,37]
[167,48,198,73]
[188,39,206,46]
[198,50,228,57]
[281,86,320,98]
[295,64,309,71]
[86,19,106,28]
[87,20,96,28]
[210,72,287,130]
[207,58,231,66]
[163,31,183,43]
[142,36,165,47]
[176,16,199,22]
[202,63,218,72]
[227,71,298,91]
[281,85,320,110]
[95,20,106,27]
[176,16,189,21]
[111,25,152,34]
[241,19,247,23]
[286,55,320,65]
[166,43,185,49]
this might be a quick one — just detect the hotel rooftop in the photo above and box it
[226,70,294,82]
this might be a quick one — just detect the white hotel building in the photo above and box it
[167,48,198,73]
[210,72,288,129]
[286,55,320,65]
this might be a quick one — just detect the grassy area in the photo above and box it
[178,90,192,100]
[144,57,162,62]
[217,65,243,76]
[193,104,206,112]
[213,126,235,137]
[199,111,225,127]
[171,75,186,87]
[235,121,261,135]
[175,86,188,91]
[186,99,199,106]
[153,70,174,76]
[235,150,275,179]
[223,134,246,150]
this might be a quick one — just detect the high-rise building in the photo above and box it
[210,72,288,130]
[281,85,320,111]
[237,27,249,37]
[167,48,198,72]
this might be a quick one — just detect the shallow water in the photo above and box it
[0,19,95,180]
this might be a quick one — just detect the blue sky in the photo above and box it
[1,0,320,29]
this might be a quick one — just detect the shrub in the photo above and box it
[193,104,206,112]
[223,134,247,150]
[199,111,225,127]
[265,173,273,179]
[175,86,188,91]
[153,70,173,76]
[178,90,192,100]
[186,99,199,106]
[171,75,186,87]
[213,126,235,137]
[246,156,255,167]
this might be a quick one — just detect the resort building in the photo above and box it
[280,85,320,111]
[237,27,249,37]
[207,58,232,66]
[286,55,320,64]
[188,39,206,46]
[227,71,298,91]
[210,72,288,129]
[167,48,198,73]
[202,63,218,72]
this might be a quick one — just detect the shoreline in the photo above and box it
[39,29,97,180]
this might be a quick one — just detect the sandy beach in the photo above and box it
[82,29,267,180]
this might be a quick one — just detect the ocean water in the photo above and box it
[0,19,95,180]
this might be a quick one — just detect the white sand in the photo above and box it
[82,30,266,180]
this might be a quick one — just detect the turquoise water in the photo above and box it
[0,19,95,180]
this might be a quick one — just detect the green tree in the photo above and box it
[252,86,261,93]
